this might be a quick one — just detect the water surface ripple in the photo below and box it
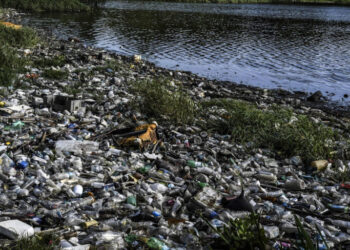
[22,1,350,102]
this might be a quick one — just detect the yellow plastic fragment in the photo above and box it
[0,22,22,30]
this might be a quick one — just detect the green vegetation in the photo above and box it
[0,24,38,86]
[42,69,68,80]
[131,79,343,164]
[0,0,90,12]
[93,59,122,73]
[201,98,339,163]
[294,215,329,250]
[34,55,67,68]
[3,233,60,250]
[62,81,87,96]
[131,78,197,124]
[0,25,38,48]
[0,45,26,86]
[204,213,268,250]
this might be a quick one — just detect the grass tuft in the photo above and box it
[202,98,339,163]
[131,78,197,124]
[3,233,60,250]
[34,55,67,68]
[42,69,68,80]
[93,59,122,73]
[204,213,267,250]
[0,0,89,12]
[0,25,38,48]
[0,45,26,86]
[294,215,330,250]
[0,24,38,86]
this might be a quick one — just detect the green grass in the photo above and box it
[131,78,197,124]
[0,0,89,12]
[0,25,38,48]
[42,69,68,80]
[294,215,329,250]
[0,25,38,86]
[204,213,268,250]
[34,55,67,68]
[0,45,26,86]
[201,98,339,163]
[93,59,122,73]
[62,81,86,96]
[2,233,60,250]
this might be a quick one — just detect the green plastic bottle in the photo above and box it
[137,165,152,174]
[187,160,206,168]
[125,234,137,244]
[197,182,208,188]
[146,237,169,250]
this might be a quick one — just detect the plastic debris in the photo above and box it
[0,14,349,248]
[0,220,34,239]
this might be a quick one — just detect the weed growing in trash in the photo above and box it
[131,78,197,124]
[294,215,330,250]
[93,59,122,73]
[201,98,339,163]
[42,69,68,80]
[33,55,67,68]
[0,0,89,12]
[203,213,267,250]
[63,84,83,97]
[0,45,26,86]
[5,233,60,250]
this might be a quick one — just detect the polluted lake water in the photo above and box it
[21,1,350,103]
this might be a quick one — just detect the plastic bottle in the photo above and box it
[137,165,152,174]
[328,204,350,213]
[150,183,167,193]
[187,160,206,168]
[329,219,350,229]
[256,171,277,182]
[170,197,182,218]
[91,182,105,189]
[74,196,95,208]
[146,237,169,250]
[263,225,279,239]
[54,172,76,180]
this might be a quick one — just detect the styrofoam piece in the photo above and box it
[0,220,34,239]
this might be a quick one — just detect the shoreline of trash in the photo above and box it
[1,8,350,249]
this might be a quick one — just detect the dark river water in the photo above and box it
[22,1,350,102]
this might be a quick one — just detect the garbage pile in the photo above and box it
[0,33,350,249]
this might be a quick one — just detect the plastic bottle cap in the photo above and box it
[17,161,29,169]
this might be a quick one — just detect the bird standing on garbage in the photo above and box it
[221,188,254,213]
